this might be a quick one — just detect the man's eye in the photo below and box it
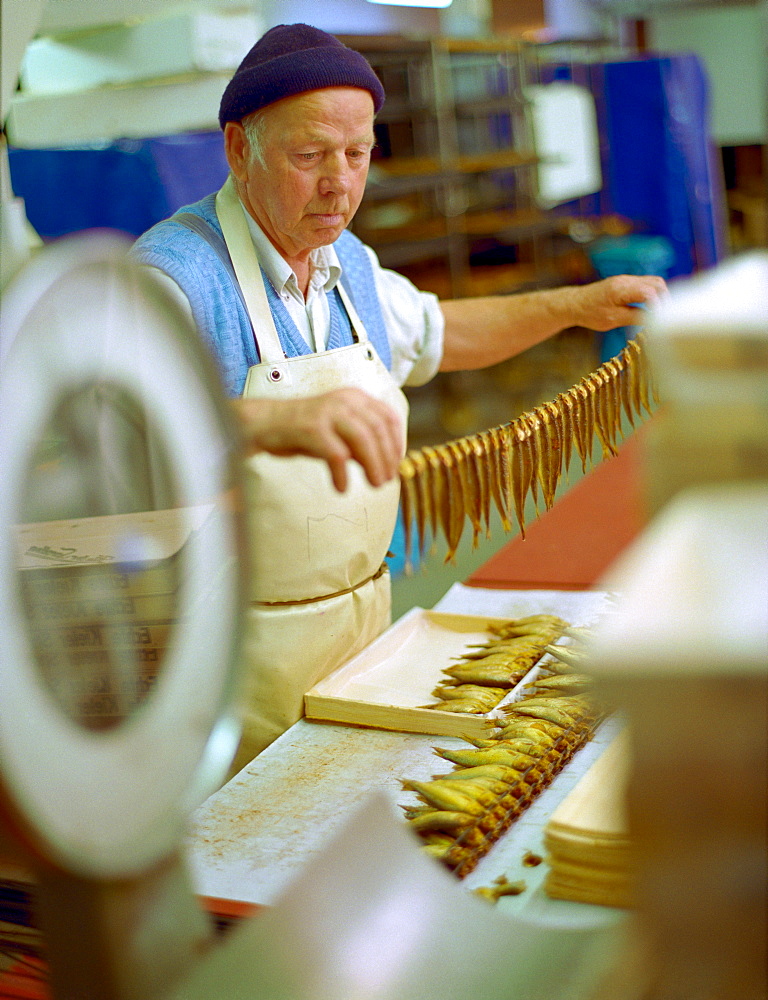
[300,152,318,161]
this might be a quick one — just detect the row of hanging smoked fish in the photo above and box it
[399,334,657,568]
[400,616,605,878]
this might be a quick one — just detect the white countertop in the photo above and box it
[185,584,622,928]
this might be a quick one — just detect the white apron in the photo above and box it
[215,179,408,770]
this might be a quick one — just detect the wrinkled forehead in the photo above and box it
[256,86,376,135]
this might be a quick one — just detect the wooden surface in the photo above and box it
[304,600,605,740]
[466,427,649,591]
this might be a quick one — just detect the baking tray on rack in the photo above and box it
[304,602,594,740]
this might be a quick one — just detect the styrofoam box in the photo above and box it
[20,10,262,94]
[6,74,228,146]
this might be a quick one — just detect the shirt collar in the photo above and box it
[238,200,342,296]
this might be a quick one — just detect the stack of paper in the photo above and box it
[544,731,635,909]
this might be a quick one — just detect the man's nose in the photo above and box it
[319,154,351,195]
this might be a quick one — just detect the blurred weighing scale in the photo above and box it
[0,234,249,998]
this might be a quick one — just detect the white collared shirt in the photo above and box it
[241,204,341,354]
[150,184,445,388]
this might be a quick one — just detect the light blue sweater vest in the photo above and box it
[130,193,392,397]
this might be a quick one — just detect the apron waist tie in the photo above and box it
[252,562,388,608]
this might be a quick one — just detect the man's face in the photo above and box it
[232,87,375,263]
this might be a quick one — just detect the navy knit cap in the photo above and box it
[219,23,385,128]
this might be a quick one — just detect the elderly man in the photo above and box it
[133,23,665,769]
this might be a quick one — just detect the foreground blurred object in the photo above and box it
[587,484,768,1000]
[167,792,627,1000]
[642,251,768,515]
[0,233,246,998]
[578,252,768,999]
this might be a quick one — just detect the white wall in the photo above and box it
[38,0,254,32]
[646,4,767,146]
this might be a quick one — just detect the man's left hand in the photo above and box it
[569,273,669,332]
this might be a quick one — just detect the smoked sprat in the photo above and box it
[399,334,656,568]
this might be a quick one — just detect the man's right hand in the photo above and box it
[232,387,404,492]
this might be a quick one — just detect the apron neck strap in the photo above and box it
[215,176,284,363]
[335,281,369,346]
[215,176,370,363]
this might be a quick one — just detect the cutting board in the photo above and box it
[544,730,636,908]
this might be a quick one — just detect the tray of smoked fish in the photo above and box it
[304,606,573,740]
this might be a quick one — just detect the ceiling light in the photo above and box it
[366,0,453,7]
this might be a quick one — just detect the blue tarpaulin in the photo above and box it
[600,55,726,276]
[8,131,229,239]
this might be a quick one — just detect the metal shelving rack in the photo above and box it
[342,35,574,301]
[339,34,644,447]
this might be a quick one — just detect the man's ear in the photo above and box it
[224,122,249,180]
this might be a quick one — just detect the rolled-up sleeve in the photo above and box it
[363,246,444,388]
